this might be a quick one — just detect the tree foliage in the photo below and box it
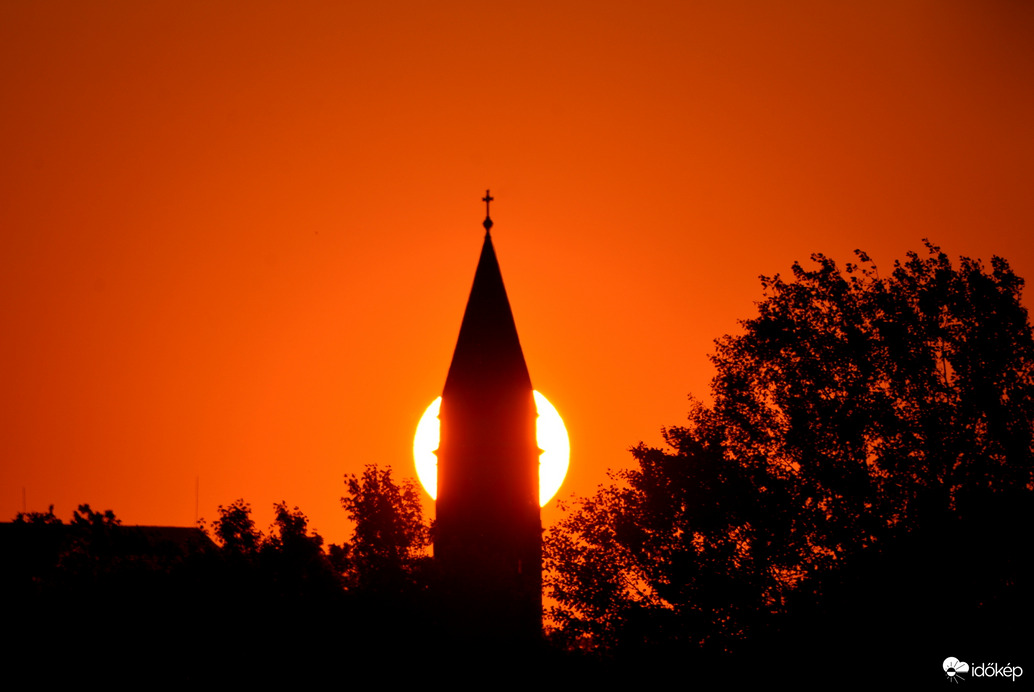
[5,479,433,681]
[712,242,1034,549]
[545,242,1034,658]
[339,464,430,591]
[14,504,62,525]
[211,498,263,555]
[206,499,337,594]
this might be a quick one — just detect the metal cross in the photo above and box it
[482,190,494,217]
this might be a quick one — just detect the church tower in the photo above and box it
[435,191,542,641]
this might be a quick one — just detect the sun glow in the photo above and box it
[413,391,570,507]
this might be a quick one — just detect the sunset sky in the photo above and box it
[3,1,1032,543]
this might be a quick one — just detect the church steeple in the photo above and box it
[442,218,532,405]
[435,192,542,643]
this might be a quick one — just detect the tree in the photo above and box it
[14,504,62,525]
[711,242,1034,553]
[545,408,783,657]
[211,499,263,555]
[205,499,337,594]
[339,464,430,591]
[545,242,1034,662]
[265,502,323,556]
[55,504,139,582]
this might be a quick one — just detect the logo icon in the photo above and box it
[944,657,969,683]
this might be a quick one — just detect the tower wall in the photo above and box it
[436,390,541,637]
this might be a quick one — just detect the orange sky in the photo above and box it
[2,1,1033,543]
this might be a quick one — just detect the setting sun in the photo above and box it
[413,391,569,506]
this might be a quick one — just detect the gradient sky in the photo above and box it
[3,1,1032,543]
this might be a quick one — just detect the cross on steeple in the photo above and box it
[482,189,494,233]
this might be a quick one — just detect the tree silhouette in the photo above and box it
[211,498,263,555]
[545,242,1034,671]
[338,464,430,592]
[13,504,62,525]
[710,241,1034,553]
[204,499,340,599]
[259,502,340,600]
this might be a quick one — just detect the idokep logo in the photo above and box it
[944,656,1025,683]
[944,657,970,683]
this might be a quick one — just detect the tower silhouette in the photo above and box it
[435,191,542,642]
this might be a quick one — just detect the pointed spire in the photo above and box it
[482,189,494,234]
[443,195,531,400]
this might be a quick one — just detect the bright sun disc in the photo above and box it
[413,391,569,507]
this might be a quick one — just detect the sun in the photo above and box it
[413,391,570,507]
